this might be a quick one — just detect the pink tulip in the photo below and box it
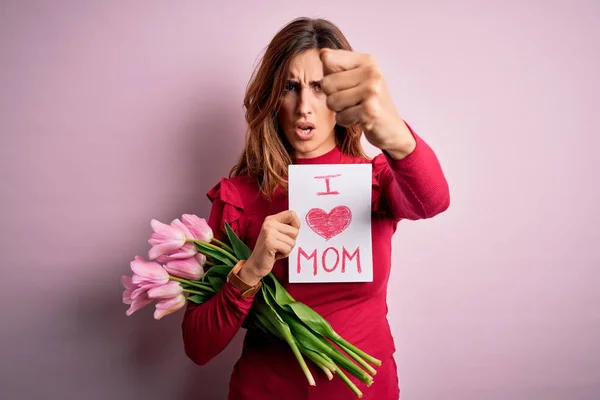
[147,281,183,299]
[148,219,187,260]
[164,254,205,280]
[131,281,161,300]
[171,218,195,240]
[121,275,136,305]
[156,242,197,262]
[130,256,169,285]
[121,275,154,316]
[182,214,214,242]
[122,274,161,302]
[154,294,186,320]
[127,292,154,316]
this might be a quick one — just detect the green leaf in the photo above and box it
[280,311,373,386]
[263,274,331,336]
[224,222,252,260]
[255,287,315,386]
[252,307,284,339]
[263,273,381,367]
[195,242,234,266]
[263,273,296,303]
[203,265,231,281]
[207,276,225,291]
[187,294,210,304]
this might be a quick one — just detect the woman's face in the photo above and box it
[277,48,337,159]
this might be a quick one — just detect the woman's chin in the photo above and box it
[292,140,335,159]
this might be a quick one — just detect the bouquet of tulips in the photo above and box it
[122,214,381,398]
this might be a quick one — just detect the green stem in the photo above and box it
[169,276,214,291]
[332,335,382,367]
[211,238,234,254]
[285,335,315,386]
[254,299,315,387]
[182,288,211,296]
[300,348,333,380]
[331,359,364,398]
[282,315,372,386]
[305,349,336,372]
[316,335,373,386]
[336,341,377,376]
[194,240,238,263]
[300,348,334,380]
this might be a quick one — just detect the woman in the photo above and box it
[182,17,450,399]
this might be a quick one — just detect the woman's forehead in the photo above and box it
[286,49,324,80]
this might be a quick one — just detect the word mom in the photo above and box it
[297,246,362,276]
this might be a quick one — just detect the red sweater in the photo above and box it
[182,127,450,399]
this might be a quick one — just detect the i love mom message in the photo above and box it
[288,164,373,283]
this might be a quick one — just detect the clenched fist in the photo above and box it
[238,210,301,286]
[319,48,416,159]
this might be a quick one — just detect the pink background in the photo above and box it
[1,1,598,399]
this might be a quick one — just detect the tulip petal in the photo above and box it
[130,281,161,299]
[150,219,182,238]
[153,294,186,320]
[148,236,187,259]
[147,281,183,300]
[155,243,197,263]
[122,275,137,304]
[148,243,177,260]
[182,214,214,242]
[147,220,187,259]
[130,256,168,284]
[126,295,153,316]
[121,275,136,290]
[164,257,203,280]
[171,218,195,240]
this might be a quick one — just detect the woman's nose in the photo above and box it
[297,89,312,116]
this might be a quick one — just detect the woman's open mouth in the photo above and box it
[295,122,315,139]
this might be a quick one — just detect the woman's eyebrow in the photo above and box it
[285,79,322,85]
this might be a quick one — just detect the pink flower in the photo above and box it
[148,219,187,260]
[170,218,194,239]
[130,256,169,286]
[163,254,205,280]
[156,242,197,262]
[122,275,136,304]
[121,275,154,316]
[123,256,190,318]
[154,294,186,320]
[182,214,213,242]
[147,281,183,299]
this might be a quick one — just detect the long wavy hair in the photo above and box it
[229,17,368,198]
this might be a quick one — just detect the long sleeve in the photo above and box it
[181,180,255,366]
[375,124,450,221]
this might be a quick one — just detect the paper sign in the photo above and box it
[288,164,373,283]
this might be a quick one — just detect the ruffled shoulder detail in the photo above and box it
[206,177,245,239]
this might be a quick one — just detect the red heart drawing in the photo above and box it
[305,206,352,240]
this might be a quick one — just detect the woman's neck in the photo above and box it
[293,145,342,165]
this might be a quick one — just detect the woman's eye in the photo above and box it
[314,83,322,92]
[284,83,297,92]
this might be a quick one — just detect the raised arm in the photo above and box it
[377,125,450,220]
[319,49,450,220]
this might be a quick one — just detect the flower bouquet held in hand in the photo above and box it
[122,214,381,398]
